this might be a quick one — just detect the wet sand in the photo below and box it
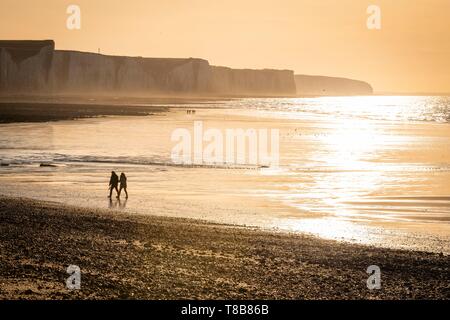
[0,196,448,300]
[0,95,231,123]
[0,102,169,123]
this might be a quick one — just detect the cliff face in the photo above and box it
[210,66,296,96]
[0,40,297,97]
[0,40,54,93]
[48,51,212,94]
[295,74,373,96]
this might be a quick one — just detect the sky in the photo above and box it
[0,0,449,94]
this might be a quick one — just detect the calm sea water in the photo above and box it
[1,96,449,166]
[236,96,450,122]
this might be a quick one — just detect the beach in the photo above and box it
[0,96,449,300]
[2,0,450,305]
[0,196,448,300]
[0,101,169,123]
[1,97,450,254]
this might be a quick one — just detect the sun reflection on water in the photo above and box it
[271,97,423,240]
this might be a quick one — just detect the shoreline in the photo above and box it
[0,102,170,123]
[0,196,448,300]
[1,103,449,257]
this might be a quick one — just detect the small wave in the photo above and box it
[5,154,261,170]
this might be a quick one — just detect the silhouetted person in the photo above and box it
[118,172,128,199]
[108,171,119,198]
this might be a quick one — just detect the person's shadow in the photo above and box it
[108,198,118,209]
[109,198,127,210]
[118,198,127,209]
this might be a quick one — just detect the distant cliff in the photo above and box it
[48,51,212,94]
[295,74,373,96]
[0,40,296,97]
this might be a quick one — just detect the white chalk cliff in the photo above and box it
[0,40,296,96]
[0,40,373,97]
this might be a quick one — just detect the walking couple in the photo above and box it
[108,171,128,199]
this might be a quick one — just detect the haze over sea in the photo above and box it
[1,96,449,254]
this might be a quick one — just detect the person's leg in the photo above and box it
[124,187,128,199]
[115,186,120,198]
[118,186,122,197]
[108,186,113,198]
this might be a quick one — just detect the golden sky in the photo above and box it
[1,0,449,93]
